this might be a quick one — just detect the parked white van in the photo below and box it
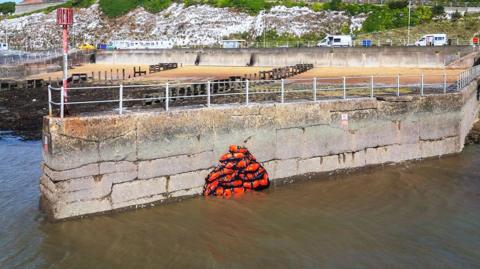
[415,34,448,46]
[317,35,353,47]
[0,43,8,51]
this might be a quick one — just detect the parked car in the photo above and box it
[415,34,448,46]
[317,35,353,47]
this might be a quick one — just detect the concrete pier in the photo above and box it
[40,79,480,220]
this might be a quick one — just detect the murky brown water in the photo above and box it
[1,134,480,268]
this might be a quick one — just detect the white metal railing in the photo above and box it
[48,71,477,119]
[457,65,480,90]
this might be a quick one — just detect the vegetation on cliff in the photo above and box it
[0,2,15,15]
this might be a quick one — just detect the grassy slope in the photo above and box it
[356,16,480,44]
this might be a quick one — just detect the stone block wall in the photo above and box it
[40,80,480,220]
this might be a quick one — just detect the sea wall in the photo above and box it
[40,79,480,220]
[96,46,473,68]
[0,51,94,79]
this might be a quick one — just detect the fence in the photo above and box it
[298,0,480,7]
[48,68,480,119]
[0,49,84,65]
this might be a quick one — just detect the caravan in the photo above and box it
[415,34,448,46]
[317,35,353,47]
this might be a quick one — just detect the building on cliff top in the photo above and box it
[15,0,67,15]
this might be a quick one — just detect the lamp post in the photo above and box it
[56,8,73,106]
[263,15,266,48]
[407,0,411,46]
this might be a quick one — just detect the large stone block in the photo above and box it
[138,151,214,179]
[303,125,352,158]
[99,131,137,162]
[43,163,99,182]
[111,177,167,209]
[170,187,203,198]
[397,120,420,145]
[100,161,137,174]
[298,157,321,174]
[420,137,460,158]
[55,176,113,203]
[418,113,460,141]
[243,128,277,162]
[136,111,214,160]
[40,179,57,203]
[45,133,99,171]
[168,170,209,193]
[265,158,298,180]
[102,171,137,184]
[273,103,330,129]
[55,175,112,193]
[319,154,342,172]
[99,161,138,184]
[276,127,304,160]
[53,115,137,141]
[52,198,112,220]
[352,120,399,151]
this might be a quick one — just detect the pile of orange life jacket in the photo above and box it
[203,145,270,196]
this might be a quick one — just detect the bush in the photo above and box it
[431,5,445,17]
[279,0,306,8]
[70,0,96,8]
[387,0,408,9]
[322,0,343,11]
[413,6,432,23]
[143,0,172,13]
[311,3,323,12]
[0,2,15,15]
[451,10,462,21]
[214,0,267,14]
[99,0,142,17]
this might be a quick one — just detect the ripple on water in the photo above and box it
[0,136,480,268]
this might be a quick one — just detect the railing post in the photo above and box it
[245,80,249,106]
[281,79,284,103]
[60,86,64,119]
[207,81,211,107]
[48,85,52,116]
[165,82,169,111]
[343,76,346,99]
[119,84,123,115]
[397,74,400,97]
[421,74,424,96]
[443,73,447,94]
[370,76,374,98]
[313,77,317,102]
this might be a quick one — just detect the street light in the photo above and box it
[263,15,266,48]
[407,0,411,45]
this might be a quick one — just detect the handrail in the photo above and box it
[48,70,480,119]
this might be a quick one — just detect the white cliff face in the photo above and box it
[0,3,363,50]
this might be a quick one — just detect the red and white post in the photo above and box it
[56,8,73,112]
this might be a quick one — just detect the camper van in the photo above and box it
[0,43,8,51]
[415,34,448,46]
[317,35,353,47]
